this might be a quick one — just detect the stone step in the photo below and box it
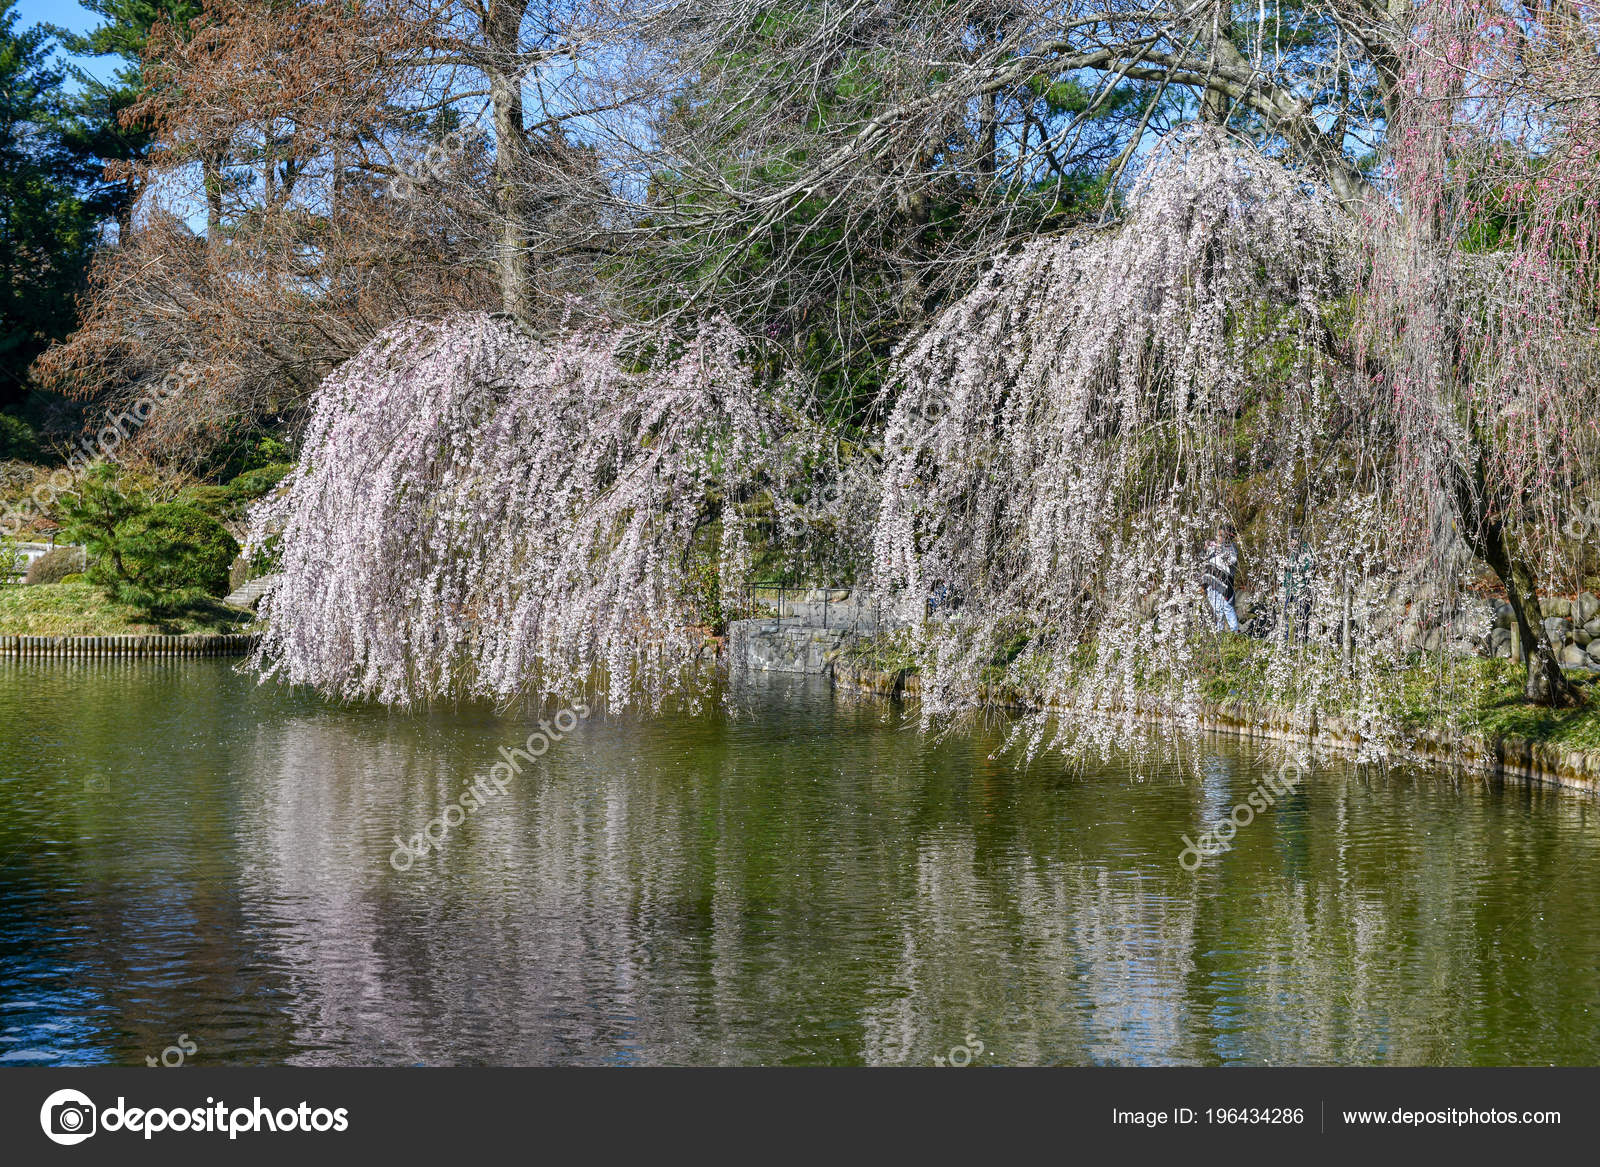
[223,574,280,609]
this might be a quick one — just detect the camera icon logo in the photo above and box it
[39,1088,97,1146]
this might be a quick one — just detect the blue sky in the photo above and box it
[17,0,94,36]
[15,0,116,85]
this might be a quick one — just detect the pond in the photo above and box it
[1,661,1598,1066]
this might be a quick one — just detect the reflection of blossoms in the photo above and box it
[390,701,592,871]
[1178,748,1323,872]
[247,313,773,711]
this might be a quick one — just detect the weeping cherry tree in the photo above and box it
[872,130,1416,759]
[1359,0,1600,706]
[246,312,772,710]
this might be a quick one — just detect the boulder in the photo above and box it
[1548,596,1573,619]
[1490,627,1512,657]
[1562,644,1592,667]
[1586,618,1600,639]
[1580,592,1600,623]
[1577,628,1593,648]
[1493,602,1514,630]
[1543,616,1572,647]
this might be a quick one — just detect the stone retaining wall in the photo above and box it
[729,619,860,675]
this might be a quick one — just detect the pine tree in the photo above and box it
[0,0,96,407]
[50,1,204,234]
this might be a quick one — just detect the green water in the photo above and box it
[1,661,1597,1066]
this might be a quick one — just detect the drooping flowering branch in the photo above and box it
[874,2,1600,755]
[247,312,771,710]
[1361,0,1600,704]
[873,129,1414,756]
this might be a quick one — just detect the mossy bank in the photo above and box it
[832,635,1600,797]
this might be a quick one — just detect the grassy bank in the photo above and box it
[0,581,253,636]
[840,629,1600,753]
[1192,634,1600,752]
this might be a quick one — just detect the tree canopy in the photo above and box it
[12,0,1600,731]
[0,1,98,407]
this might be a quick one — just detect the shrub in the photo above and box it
[23,546,85,586]
[109,503,239,605]
[0,412,41,462]
[171,464,294,526]
[180,484,239,521]
[211,433,292,481]
[62,472,241,613]
[226,462,293,502]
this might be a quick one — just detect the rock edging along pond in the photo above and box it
[0,632,259,658]
[830,660,1600,798]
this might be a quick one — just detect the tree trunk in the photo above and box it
[1448,449,1578,706]
[486,1,533,323]
[978,89,997,176]
[896,147,934,321]
[1201,9,1233,124]
[1499,553,1575,706]
[1474,518,1574,706]
[115,174,141,243]
[203,153,224,242]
